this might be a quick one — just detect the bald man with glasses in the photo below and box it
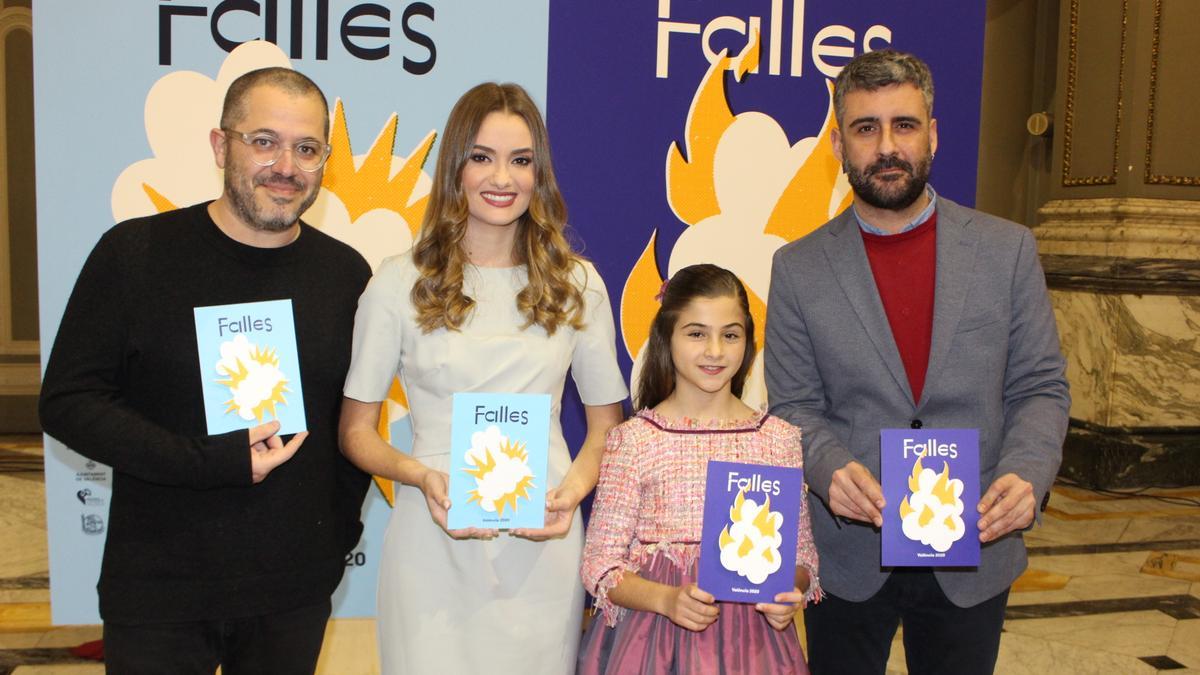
[40,67,371,674]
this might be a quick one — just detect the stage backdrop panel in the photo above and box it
[545,1,987,447]
[36,0,986,625]
[35,0,548,624]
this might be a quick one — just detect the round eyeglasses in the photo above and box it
[222,129,332,172]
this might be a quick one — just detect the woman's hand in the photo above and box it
[661,583,719,632]
[510,483,581,541]
[755,588,805,631]
[418,467,498,540]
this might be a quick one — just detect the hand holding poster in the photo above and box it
[881,428,980,566]
[447,392,551,530]
[193,299,306,435]
[699,460,804,603]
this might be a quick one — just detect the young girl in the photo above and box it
[578,263,820,674]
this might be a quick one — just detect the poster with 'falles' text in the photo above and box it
[193,299,306,436]
[699,460,803,603]
[881,428,980,566]
[448,392,551,530]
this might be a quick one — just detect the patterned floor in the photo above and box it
[1,437,1197,674]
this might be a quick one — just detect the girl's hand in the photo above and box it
[662,583,719,632]
[418,468,499,541]
[510,484,580,541]
[755,588,804,631]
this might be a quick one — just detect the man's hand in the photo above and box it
[978,472,1036,542]
[248,421,306,483]
[510,484,580,542]
[828,461,886,527]
[661,583,719,632]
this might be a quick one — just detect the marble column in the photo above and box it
[1033,0,1200,487]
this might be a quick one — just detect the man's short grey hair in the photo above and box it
[833,50,934,127]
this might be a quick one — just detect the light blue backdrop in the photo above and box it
[35,0,549,624]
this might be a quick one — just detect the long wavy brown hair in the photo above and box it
[410,82,586,335]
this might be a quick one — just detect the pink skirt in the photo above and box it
[577,551,809,675]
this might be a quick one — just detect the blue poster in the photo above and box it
[194,299,307,436]
[447,392,552,530]
[36,0,550,624]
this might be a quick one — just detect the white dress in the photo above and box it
[343,251,628,674]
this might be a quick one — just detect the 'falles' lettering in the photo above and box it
[725,471,782,497]
[902,438,959,460]
[473,405,529,426]
[158,0,436,72]
[217,315,273,336]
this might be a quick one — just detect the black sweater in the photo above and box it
[40,202,372,623]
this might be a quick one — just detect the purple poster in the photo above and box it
[698,460,804,603]
[546,2,988,437]
[881,428,980,567]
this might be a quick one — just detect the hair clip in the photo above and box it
[654,277,670,302]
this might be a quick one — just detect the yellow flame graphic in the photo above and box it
[463,445,536,517]
[902,459,959,529]
[733,28,761,82]
[720,486,779,557]
[904,457,958,508]
[463,447,497,481]
[930,462,957,507]
[719,526,734,550]
[918,504,935,527]
[142,184,177,213]
[908,455,925,493]
[499,438,529,462]
[737,534,755,557]
[318,101,433,506]
[763,80,854,241]
[216,347,290,423]
[623,26,852,387]
[664,51,741,225]
[752,493,777,539]
[728,486,747,522]
[322,98,435,239]
[620,231,663,362]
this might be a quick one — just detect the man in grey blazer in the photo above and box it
[765,50,1069,674]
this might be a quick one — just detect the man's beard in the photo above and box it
[845,152,932,211]
[225,166,319,233]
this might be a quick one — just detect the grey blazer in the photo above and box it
[764,196,1069,607]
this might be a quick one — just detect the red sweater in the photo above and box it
[861,212,937,404]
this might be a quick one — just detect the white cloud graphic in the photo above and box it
[112,41,292,222]
[463,425,535,516]
[899,459,966,553]
[718,489,784,585]
[307,194,415,273]
[109,40,422,272]
[215,334,289,422]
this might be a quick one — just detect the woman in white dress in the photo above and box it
[339,82,628,674]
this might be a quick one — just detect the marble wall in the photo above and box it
[1052,290,1200,428]
[1038,199,1200,261]
[1035,192,1200,488]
